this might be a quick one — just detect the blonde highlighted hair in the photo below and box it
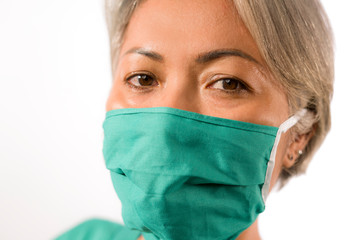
[103,0,334,185]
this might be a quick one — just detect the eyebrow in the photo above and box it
[123,47,260,66]
[124,48,164,62]
[196,48,260,65]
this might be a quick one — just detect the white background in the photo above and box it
[0,1,359,239]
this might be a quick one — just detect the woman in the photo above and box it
[56,0,333,239]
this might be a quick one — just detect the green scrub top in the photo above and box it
[54,218,141,240]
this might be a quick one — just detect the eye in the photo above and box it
[208,78,249,92]
[126,73,158,88]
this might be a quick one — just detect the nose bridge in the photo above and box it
[160,72,199,113]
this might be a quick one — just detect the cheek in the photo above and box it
[106,80,129,111]
[106,86,118,111]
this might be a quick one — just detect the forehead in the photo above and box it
[120,0,263,64]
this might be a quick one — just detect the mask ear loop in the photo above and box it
[261,109,307,203]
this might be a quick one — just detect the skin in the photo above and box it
[106,0,311,239]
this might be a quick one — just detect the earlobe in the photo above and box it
[283,128,315,169]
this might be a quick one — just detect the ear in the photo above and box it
[283,127,315,169]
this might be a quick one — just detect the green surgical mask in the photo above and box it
[103,107,305,240]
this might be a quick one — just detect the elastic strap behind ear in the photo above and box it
[261,109,307,202]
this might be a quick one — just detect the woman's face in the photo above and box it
[106,0,293,189]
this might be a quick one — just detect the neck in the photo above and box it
[236,219,261,240]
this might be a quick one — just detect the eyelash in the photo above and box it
[125,72,251,94]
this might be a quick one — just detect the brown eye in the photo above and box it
[137,75,154,86]
[222,79,239,90]
[209,78,248,92]
[127,74,158,87]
